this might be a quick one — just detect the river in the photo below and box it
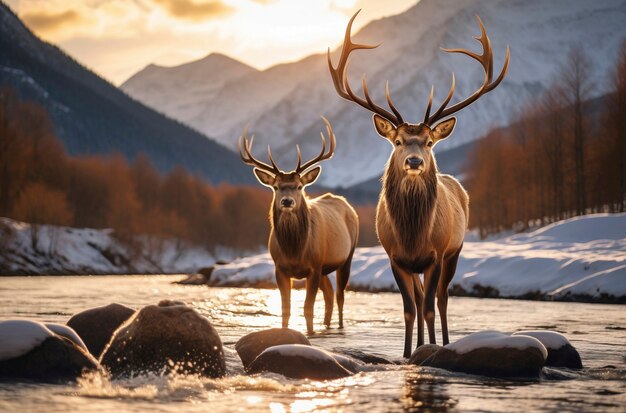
[0,275,624,412]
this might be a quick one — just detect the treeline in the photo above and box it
[0,86,380,257]
[466,43,626,238]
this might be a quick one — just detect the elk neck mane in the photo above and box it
[382,154,438,255]
[271,196,310,258]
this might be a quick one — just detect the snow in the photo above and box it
[0,320,54,361]
[512,331,570,350]
[445,330,548,359]
[121,0,626,188]
[0,218,248,275]
[211,213,626,299]
[260,344,336,362]
[44,323,88,352]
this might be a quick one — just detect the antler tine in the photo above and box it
[296,117,336,174]
[427,15,509,125]
[423,85,435,124]
[295,144,302,171]
[386,81,404,123]
[328,10,404,126]
[238,128,281,175]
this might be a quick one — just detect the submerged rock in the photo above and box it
[332,347,395,365]
[421,331,547,378]
[409,344,443,365]
[0,320,99,382]
[236,328,311,369]
[67,303,136,357]
[247,344,353,380]
[100,300,225,378]
[513,331,582,369]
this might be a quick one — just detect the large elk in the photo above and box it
[239,118,359,334]
[328,12,509,357]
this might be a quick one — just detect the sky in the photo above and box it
[6,0,417,85]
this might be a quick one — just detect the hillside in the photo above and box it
[122,0,626,187]
[0,2,251,184]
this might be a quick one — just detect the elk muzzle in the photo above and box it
[405,156,424,174]
[280,197,295,210]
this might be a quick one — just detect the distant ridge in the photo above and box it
[0,2,253,185]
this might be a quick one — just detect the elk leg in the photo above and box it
[413,274,425,348]
[438,244,462,345]
[391,261,416,358]
[304,273,321,334]
[320,276,334,328]
[336,254,353,329]
[423,261,442,345]
[276,271,291,328]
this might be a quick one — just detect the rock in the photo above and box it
[421,331,547,378]
[332,347,395,365]
[100,300,225,378]
[67,303,135,357]
[0,320,99,382]
[331,353,364,373]
[44,323,88,352]
[174,273,208,285]
[513,331,582,369]
[236,328,311,369]
[247,344,353,380]
[409,344,443,365]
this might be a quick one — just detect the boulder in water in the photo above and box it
[409,344,443,365]
[513,330,582,369]
[236,328,311,369]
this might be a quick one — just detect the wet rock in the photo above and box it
[0,320,99,382]
[409,344,443,365]
[331,352,364,373]
[44,323,88,352]
[513,331,582,369]
[421,331,547,378]
[174,273,209,285]
[247,344,353,380]
[67,303,135,357]
[236,328,311,369]
[100,300,225,378]
[333,347,395,365]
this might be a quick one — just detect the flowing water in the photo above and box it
[0,275,624,412]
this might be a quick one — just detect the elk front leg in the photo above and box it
[320,275,334,328]
[391,261,416,358]
[438,245,462,345]
[304,272,321,334]
[423,261,442,344]
[275,270,291,329]
[413,275,425,348]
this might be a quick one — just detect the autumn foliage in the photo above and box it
[466,44,626,238]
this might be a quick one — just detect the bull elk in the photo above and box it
[328,11,509,357]
[238,118,359,334]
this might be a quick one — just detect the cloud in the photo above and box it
[21,10,86,34]
[151,0,234,21]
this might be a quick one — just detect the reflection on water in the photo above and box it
[0,275,625,412]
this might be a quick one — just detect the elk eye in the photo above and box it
[273,185,278,190]
[395,139,401,146]
[427,141,434,147]
[297,185,303,190]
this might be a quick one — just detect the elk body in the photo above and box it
[328,12,509,357]
[239,118,359,333]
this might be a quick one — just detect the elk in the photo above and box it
[328,12,509,357]
[238,118,359,334]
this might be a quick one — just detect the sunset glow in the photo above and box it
[6,0,417,85]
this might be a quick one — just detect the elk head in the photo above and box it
[328,11,510,181]
[238,117,336,213]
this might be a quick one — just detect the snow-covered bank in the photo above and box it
[210,214,626,301]
[0,218,239,275]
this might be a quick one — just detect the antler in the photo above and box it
[426,15,510,126]
[238,128,281,175]
[295,117,336,174]
[328,10,404,127]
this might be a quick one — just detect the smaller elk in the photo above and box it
[239,118,359,333]
[328,12,509,357]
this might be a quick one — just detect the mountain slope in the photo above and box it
[121,0,626,187]
[0,2,251,184]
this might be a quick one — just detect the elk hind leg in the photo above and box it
[304,273,321,334]
[320,275,334,328]
[423,261,442,345]
[438,245,462,345]
[336,254,352,329]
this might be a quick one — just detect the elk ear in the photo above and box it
[372,114,395,139]
[301,166,321,187]
[432,117,456,142]
[253,168,275,188]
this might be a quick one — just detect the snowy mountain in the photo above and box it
[121,0,626,187]
[0,3,251,185]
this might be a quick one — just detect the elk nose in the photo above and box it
[281,198,294,208]
[406,157,423,169]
